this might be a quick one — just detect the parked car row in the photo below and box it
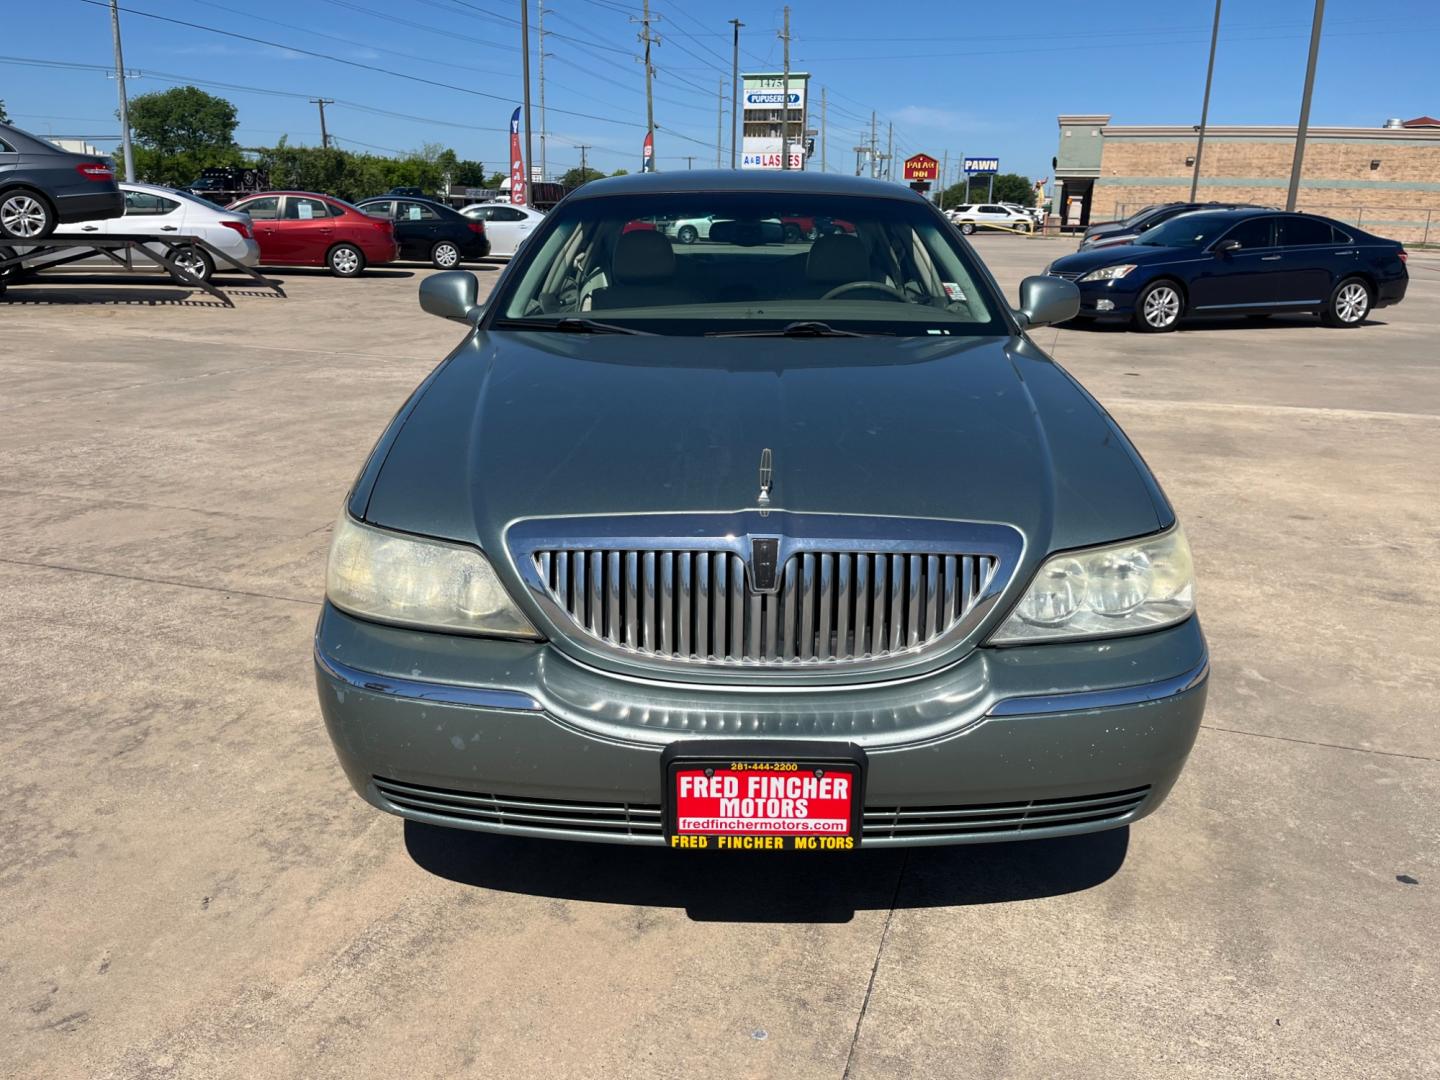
[2,122,540,284]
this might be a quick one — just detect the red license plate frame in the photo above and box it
[661,740,866,852]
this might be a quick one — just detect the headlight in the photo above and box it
[1079,264,1137,282]
[326,515,539,638]
[990,526,1195,643]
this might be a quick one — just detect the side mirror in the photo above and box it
[1214,239,1241,255]
[1016,275,1080,330]
[419,271,484,325]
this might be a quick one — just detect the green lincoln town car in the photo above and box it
[314,171,1207,851]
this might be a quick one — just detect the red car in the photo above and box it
[225,191,399,277]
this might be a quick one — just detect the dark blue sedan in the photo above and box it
[1046,208,1408,332]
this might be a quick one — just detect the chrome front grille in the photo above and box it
[1048,269,1083,281]
[531,547,998,666]
[863,786,1151,841]
[375,777,663,837]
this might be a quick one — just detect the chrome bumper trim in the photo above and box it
[985,656,1209,718]
[314,649,543,712]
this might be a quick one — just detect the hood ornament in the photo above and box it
[757,448,773,513]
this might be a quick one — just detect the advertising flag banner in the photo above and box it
[642,130,654,173]
[509,108,527,207]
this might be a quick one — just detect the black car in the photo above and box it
[1047,208,1408,332]
[1079,201,1261,251]
[355,195,490,267]
[0,121,124,239]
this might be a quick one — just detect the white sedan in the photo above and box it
[946,203,1035,235]
[459,202,545,257]
[8,182,260,281]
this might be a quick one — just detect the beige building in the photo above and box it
[1053,114,1440,244]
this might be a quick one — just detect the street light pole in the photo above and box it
[1286,0,1325,211]
[1190,0,1222,202]
[520,0,534,191]
[779,6,791,171]
[109,0,135,182]
[729,18,743,168]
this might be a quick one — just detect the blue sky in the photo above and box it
[3,0,1437,184]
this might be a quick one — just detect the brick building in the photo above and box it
[1053,114,1440,244]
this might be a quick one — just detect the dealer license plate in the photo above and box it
[662,741,865,851]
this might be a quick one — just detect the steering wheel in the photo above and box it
[820,280,909,302]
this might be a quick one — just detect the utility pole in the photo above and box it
[853,144,865,176]
[885,121,893,180]
[685,156,695,169]
[538,0,548,179]
[520,0,534,189]
[870,112,877,178]
[1190,0,1222,202]
[820,86,827,173]
[778,6,792,170]
[1286,0,1325,211]
[633,0,660,170]
[716,79,723,167]
[575,143,590,178]
[109,0,135,182]
[939,149,948,208]
[309,98,334,149]
[729,18,743,168]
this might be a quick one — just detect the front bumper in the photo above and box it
[315,604,1208,847]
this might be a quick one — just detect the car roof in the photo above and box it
[566,169,929,203]
[237,191,341,201]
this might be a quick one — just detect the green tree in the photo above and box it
[485,171,507,189]
[126,86,240,187]
[609,168,629,177]
[936,172,1035,210]
[560,166,605,188]
[0,100,9,123]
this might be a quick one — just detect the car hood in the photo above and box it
[1082,222,1131,241]
[1048,243,1189,275]
[360,331,1170,574]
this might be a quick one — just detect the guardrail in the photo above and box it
[0,234,286,306]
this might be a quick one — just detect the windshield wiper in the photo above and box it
[494,316,653,335]
[706,320,884,338]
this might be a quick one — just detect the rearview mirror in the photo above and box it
[1015,275,1080,330]
[419,271,484,325]
[1214,239,1241,255]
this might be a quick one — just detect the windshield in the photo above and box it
[1135,211,1238,248]
[1122,203,1163,227]
[170,188,229,212]
[491,191,1006,337]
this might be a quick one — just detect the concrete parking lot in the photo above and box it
[2,238,1436,1080]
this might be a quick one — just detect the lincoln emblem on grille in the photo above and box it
[757,448,773,511]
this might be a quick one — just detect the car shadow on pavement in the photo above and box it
[0,284,234,307]
[1062,315,1387,333]
[404,821,1129,923]
[255,266,416,279]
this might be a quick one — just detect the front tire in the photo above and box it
[1133,280,1184,333]
[328,243,366,277]
[1322,276,1371,327]
[783,223,802,243]
[0,188,55,240]
[959,222,976,235]
[677,225,698,244]
[430,240,461,269]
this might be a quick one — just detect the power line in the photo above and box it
[68,0,678,133]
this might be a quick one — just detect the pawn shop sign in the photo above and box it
[903,153,940,181]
